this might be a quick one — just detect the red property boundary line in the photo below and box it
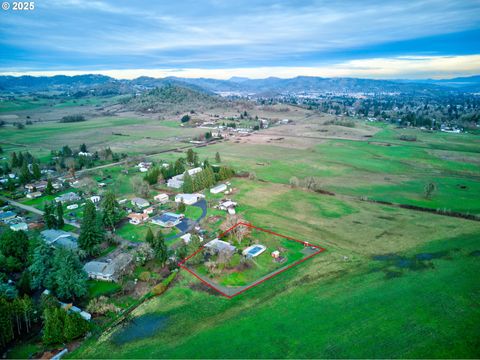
[178,222,326,299]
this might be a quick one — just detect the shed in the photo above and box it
[210,184,227,194]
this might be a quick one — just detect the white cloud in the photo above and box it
[2,55,479,80]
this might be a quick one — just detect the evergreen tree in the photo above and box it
[80,143,88,153]
[78,200,103,255]
[56,202,64,229]
[52,249,88,301]
[42,307,65,345]
[16,270,31,296]
[151,231,168,266]
[174,158,185,175]
[177,201,186,213]
[64,312,89,342]
[43,202,57,229]
[0,298,14,348]
[32,162,41,180]
[145,227,154,245]
[10,152,19,168]
[18,152,25,167]
[101,191,121,231]
[45,179,54,195]
[186,149,195,164]
[215,152,221,163]
[29,241,54,290]
[19,162,31,185]
[0,229,29,263]
[182,172,194,193]
[205,166,216,187]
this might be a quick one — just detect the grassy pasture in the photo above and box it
[0,115,206,157]
[70,180,480,358]
[150,126,480,214]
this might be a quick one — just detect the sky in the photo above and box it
[0,0,479,79]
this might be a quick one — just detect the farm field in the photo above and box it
[2,103,479,359]
[70,180,480,358]
[151,124,480,214]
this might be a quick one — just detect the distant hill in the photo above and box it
[420,75,480,92]
[1,74,479,96]
[169,76,459,96]
[123,83,227,113]
[0,74,115,92]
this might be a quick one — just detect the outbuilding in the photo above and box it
[175,193,204,205]
[210,184,227,194]
[154,193,169,203]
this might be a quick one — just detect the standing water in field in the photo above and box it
[111,314,168,345]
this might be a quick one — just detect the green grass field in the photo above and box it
[2,108,479,358]
[69,174,480,358]
[150,125,480,214]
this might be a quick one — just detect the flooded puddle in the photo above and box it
[111,314,168,345]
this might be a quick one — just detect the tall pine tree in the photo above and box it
[78,200,103,256]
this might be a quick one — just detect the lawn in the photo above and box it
[116,222,179,243]
[69,230,480,358]
[188,225,309,287]
[87,280,122,298]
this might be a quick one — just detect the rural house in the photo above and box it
[175,193,204,205]
[151,212,184,227]
[55,192,81,203]
[154,193,169,203]
[127,212,149,225]
[131,197,150,208]
[0,211,17,223]
[83,253,134,282]
[204,239,237,255]
[41,229,78,249]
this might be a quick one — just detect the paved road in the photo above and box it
[166,198,207,241]
[0,195,81,229]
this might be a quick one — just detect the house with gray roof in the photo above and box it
[0,211,17,223]
[83,253,133,282]
[55,192,81,203]
[41,229,78,250]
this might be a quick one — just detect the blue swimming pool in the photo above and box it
[243,244,267,257]
[249,246,263,255]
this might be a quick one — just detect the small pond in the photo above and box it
[111,313,168,345]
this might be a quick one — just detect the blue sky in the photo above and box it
[0,0,479,79]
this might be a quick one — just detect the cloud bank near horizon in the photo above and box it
[2,55,479,80]
[1,0,479,79]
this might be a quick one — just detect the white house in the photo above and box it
[131,197,150,208]
[26,191,42,199]
[10,222,28,232]
[127,212,149,225]
[167,167,204,189]
[210,184,227,194]
[175,193,204,205]
[151,212,184,227]
[154,193,169,203]
[83,253,133,282]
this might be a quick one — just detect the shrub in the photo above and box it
[324,119,355,127]
[398,134,417,142]
[60,115,86,123]
[152,283,166,296]
[139,271,151,282]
